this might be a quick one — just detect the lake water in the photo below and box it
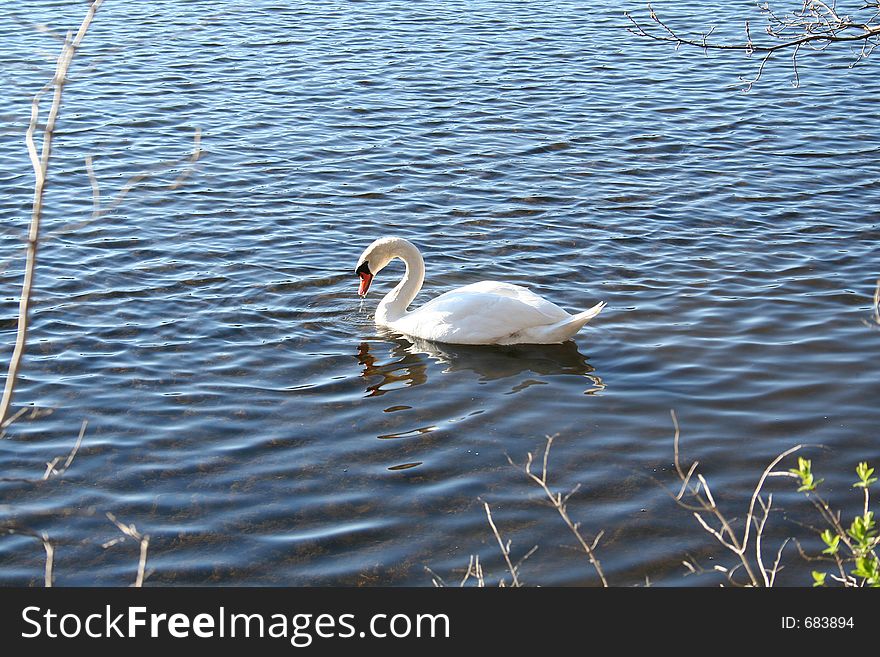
[0,0,878,586]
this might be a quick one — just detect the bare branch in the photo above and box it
[61,128,203,238]
[424,566,445,588]
[521,437,608,586]
[462,554,485,587]
[768,537,791,587]
[0,525,56,587]
[90,128,203,220]
[1,4,203,433]
[741,444,804,553]
[106,512,150,587]
[0,0,105,428]
[675,461,700,501]
[791,41,802,87]
[484,502,521,587]
[63,419,87,470]
[626,2,880,88]
[671,409,684,479]
[42,531,54,588]
[755,494,773,586]
[84,154,101,217]
[692,511,739,552]
[865,279,880,327]
[669,411,805,586]
[41,419,87,480]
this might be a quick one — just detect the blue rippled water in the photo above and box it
[0,0,878,586]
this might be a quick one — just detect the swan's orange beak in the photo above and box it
[358,272,373,297]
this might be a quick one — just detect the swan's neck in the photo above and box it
[376,241,425,324]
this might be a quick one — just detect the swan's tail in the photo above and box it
[510,301,606,344]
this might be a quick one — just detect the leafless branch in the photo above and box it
[0,525,56,587]
[78,128,203,225]
[106,512,150,587]
[626,2,880,88]
[42,419,87,480]
[755,494,774,586]
[0,0,105,429]
[424,565,447,588]
[791,41,803,86]
[42,531,54,587]
[84,154,101,217]
[0,407,30,435]
[669,410,804,586]
[2,3,204,432]
[742,445,805,553]
[426,553,488,588]
[865,279,880,327]
[461,554,486,587]
[484,502,522,587]
[515,436,609,587]
[768,537,791,587]
[794,538,853,584]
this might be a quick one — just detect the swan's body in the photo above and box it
[355,237,605,345]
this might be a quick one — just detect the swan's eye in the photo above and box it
[356,261,372,277]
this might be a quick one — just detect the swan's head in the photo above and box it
[354,237,402,297]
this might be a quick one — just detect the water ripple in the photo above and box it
[0,0,878,586]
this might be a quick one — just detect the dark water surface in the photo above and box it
[1,1,878,586]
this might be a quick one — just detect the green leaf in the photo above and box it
[789,457,810,477]
[854,462,877,489]
[820,530,840,555]
[796,475,823,492]
[852,556,880,581]
[847,513,877,549]
[811,571,827,587]
[789,458,823,492]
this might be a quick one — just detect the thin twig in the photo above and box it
[769,537,791,587]
[0,0,105,428]
[672,409,684,479]
[519,437,609,587]
[625,2,880,88]
[55,128,203,237]
[741,445,804,554]
[626,5,880,54]
[755,494,773,586]
[867,279,880,327]
[84,154,101,217]
[168,128,203,190]
[0,525,56,587]
[42,419,87,480]
[0,407,29,433]
[794,538,851,584]
[484,502,521,587]
[424,567,445,588]
[89,128,203,220]
[669,410,805,586]
[462,554,485,587]
[106,512,150,587]
[42,531,54,587]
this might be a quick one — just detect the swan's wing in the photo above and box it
[433,282,570,323]
[393,286,570,344]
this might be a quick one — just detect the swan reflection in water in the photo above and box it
[355,333,604,397]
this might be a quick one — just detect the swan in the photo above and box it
[355,237,605,345]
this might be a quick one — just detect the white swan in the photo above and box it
[355,237,605,345]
